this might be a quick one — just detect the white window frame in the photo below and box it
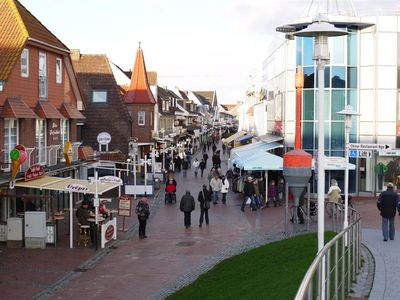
[92,90,107,103]
[61,119,69,146]
[138,111,145,126]
[36,119,47,165]
[4,119,18,171]
[39,52,47,98]
[56,58,62,84]
[21,49,29,78]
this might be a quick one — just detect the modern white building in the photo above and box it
[263,13,400,194]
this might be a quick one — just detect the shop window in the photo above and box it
[61,119,69,146]
[303,66,315,88]
[303,90,314,120]
[302,122,314,150]
[36,119,46,164]
[347,67,357,88]
[331,90,345,120]
[331,122,345,150]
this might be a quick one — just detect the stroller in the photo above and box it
[165,192,176,204]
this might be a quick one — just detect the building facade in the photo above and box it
[263,14,400,194]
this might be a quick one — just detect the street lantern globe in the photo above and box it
[337,105,360,129]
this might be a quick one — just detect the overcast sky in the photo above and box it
[19,0,399,104]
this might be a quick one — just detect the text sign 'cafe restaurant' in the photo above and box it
[0,144,122,249]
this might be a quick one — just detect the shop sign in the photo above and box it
[63,141,73,165]
[99,176,123,184]
[25,164,45,181]
[49,121,60,141]
[65,183,89,193]
[97,132,111,145]
[118,194,131,217]
[101,218,117,248]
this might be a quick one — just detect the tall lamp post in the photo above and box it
[337,105,359,234]
[293,15,348,252]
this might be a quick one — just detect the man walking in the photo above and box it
[198,185,212,227]
[210,174,222,204]
[241,177,255,212]
[377,182,400,241]
[180,191,195,229]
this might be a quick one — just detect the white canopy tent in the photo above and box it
[15,175,122,248]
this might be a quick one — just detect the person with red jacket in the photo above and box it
[165,178,177,203]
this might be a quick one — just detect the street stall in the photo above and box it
[15,174,122,249]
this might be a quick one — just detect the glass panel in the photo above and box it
[303,37,314,66]
[331,150,345,157]
[315,66,330,88]
[92,90,107,103]
[315,90,330,120]
[303,66,315,88]
[296,37,302,66]
[348,30,358,65]
[347,89,357,109]
[347,67,357,88]
[303,90,314,120]
[302,122,314,150]
[332,66,345,88]
[331,122,345,150]
[332,36,345,64]
[331,90,345,120]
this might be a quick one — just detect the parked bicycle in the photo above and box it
[290,200,317,224]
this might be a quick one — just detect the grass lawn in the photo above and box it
[167,232,336,300]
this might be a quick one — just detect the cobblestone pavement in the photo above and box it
[1,141,392,300]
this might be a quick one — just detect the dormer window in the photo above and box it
[21,49,29,78]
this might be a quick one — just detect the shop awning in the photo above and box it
[222,131,246,145]
[230,141,282,164]
[35,101,64,119]
[254,134,283,143]
[15,175,121,194]
[60,103,86,119]
[239,152,283,171]
[3,97,38,118]
[235,134,253,143]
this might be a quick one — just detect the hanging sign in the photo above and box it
[97,132,112,145]
[99,176,123,184]
[25,164,45,181]
[65,183,89,193]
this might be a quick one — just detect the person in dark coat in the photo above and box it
[182,159,189,177]
[198,185,212,227]
[241,177,255,212]
[199,159,206,177]
[174,156,182,172]
[180,191,195,229]
[203,152,209,167]
[212,143,217,153]
[135,197,150,239]
[377,182,400,241]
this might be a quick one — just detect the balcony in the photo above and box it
[1,142,82,173]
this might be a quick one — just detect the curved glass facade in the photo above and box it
[297,29,359,192]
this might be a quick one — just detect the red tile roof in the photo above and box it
[0,0,69,81]
[35,101,64,119]
[124,46,156,104]
[3,97,38,118]
[60,103,85,119]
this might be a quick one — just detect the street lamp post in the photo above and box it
[294,15,348,252]
[337,105,359,235]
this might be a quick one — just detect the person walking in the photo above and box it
[268,180,278,207]
[253,179,264,209]
[220,175,230,205]
[174,156,182,172]
[199,159,206,177]
[180,191,195,229]
[182,158,189,178]
[210,174,222,204]
[377,182,400,241]
[241,177,255,212]
[135,197,150,239]
[212,143,217,154]
[277,177,285,206]
[192,158,200,177]
[198,185,212,227]
[327,179,342,217]
[203,152,209,167]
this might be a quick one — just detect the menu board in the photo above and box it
[118,195,131,217]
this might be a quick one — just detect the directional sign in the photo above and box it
[348,143,391,151]
[349,149,372,158]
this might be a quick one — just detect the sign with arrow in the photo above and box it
[349,149,372,158]
[348,143,391,151]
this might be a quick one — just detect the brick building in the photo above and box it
[71,51,132,154]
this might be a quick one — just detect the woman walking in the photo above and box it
[220,175,230,205]
[135,197,150,239]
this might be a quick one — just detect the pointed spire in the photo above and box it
[124,45,156,104]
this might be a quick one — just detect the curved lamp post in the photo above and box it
[337,105,359,235]
[294,15,348,252]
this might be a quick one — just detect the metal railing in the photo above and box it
[295,203,362,300]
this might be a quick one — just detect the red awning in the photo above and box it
[35,101,64,119]
[2,97,38,118]
[60,103,85,119]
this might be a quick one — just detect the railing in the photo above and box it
[1,142,82,172]
[295,203,362,300]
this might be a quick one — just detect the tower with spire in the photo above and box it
[124,44,157,144]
